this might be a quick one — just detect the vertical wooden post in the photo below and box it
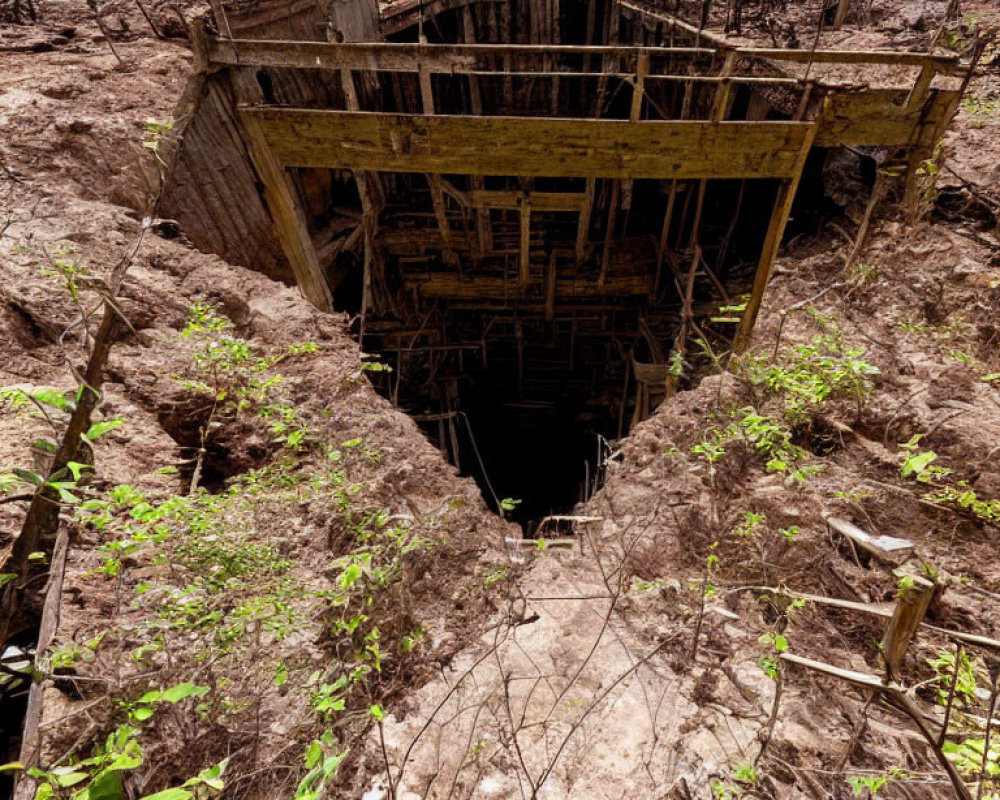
[419,65,459,266]
[905,63,935,111]
[882,575,935,682]
[733,120,821,351]
[231,70,332,312]
[832,0,850,29]
[654,180,678,295]
[622,52,649,211]
[577,179,595,264]
[519,197,532,288]
[599,179,620,286]
[545,251,557,322]
[463,5,492,256]
[711,50,737,122]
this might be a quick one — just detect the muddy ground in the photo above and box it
[1,1,999,799]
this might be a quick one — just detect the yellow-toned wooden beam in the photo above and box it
[465,190,588,212]
[733,119,821,350]
[240,108,815,180]
[403,273,653,299]
[207,37,959,75]
[813,88,960,148]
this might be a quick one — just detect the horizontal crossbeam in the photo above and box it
[208,37,959,78]
[239,108,814,180]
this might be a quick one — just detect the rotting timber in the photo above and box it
[164,0,965,519]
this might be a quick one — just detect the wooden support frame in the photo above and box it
[418,64,459,266]
[229,71,333,312]
[240,108,816,180]
[733,116,822,351]
[207,36,960,76]
[519,199,532,288]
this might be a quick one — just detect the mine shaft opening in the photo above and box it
[291,1,859,528]
[339,165,843,528]
[178,0,906,526]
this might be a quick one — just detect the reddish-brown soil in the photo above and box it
[1,1,999,799]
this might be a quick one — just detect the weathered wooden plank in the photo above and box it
[403,273,653,298]
[519,200,532,287]
[230,73,333,312]
[733,116,820,350]
[882,576,935,681]
[241,108,814,179]
[825,515,915,565]
[614,3,959,70]
[208,37,715,74]
[814,89,960,148]
[465,190,588,212]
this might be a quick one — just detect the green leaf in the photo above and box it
[0,762,24,773]
[305,740,323,769]
[49,483,81,504]
[0,574,15,588]
[369,704,384,722]
[902,451,937,477]
[86,419,123,441]
[65,461,90,481]
[12,467,43,487]
[131,706,155,721]
[30,388,71,411]
[85,768,125,800]
[159,683,209,704]
[139,791,191,800]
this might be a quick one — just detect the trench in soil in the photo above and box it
[303,4,858,529]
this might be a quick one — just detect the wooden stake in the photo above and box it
[882,576,935,683]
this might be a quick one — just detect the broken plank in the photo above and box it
[825,515,915,565]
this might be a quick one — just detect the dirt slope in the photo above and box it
[2,2,999,800]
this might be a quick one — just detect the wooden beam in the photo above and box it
[403,272,653,299]
[207,36,960,75]
[418,64,459,266]
[600,180,620,286]
[882,576,935,682]
[465,190,588,212]
[832,0,850,29]
[208,37,714,74]
[230,73,332,312]
[733,117,821,350]
[462,4,492,257]
[576,179,595,263]
[241,108,816,180]
[520,199,532,288]
[545,251,557,322]
[814,89,960,148]
[654,180,678,294]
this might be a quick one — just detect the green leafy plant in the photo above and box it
[738,333,879,421]
[732,763,757,785]
[845,770,900,796]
